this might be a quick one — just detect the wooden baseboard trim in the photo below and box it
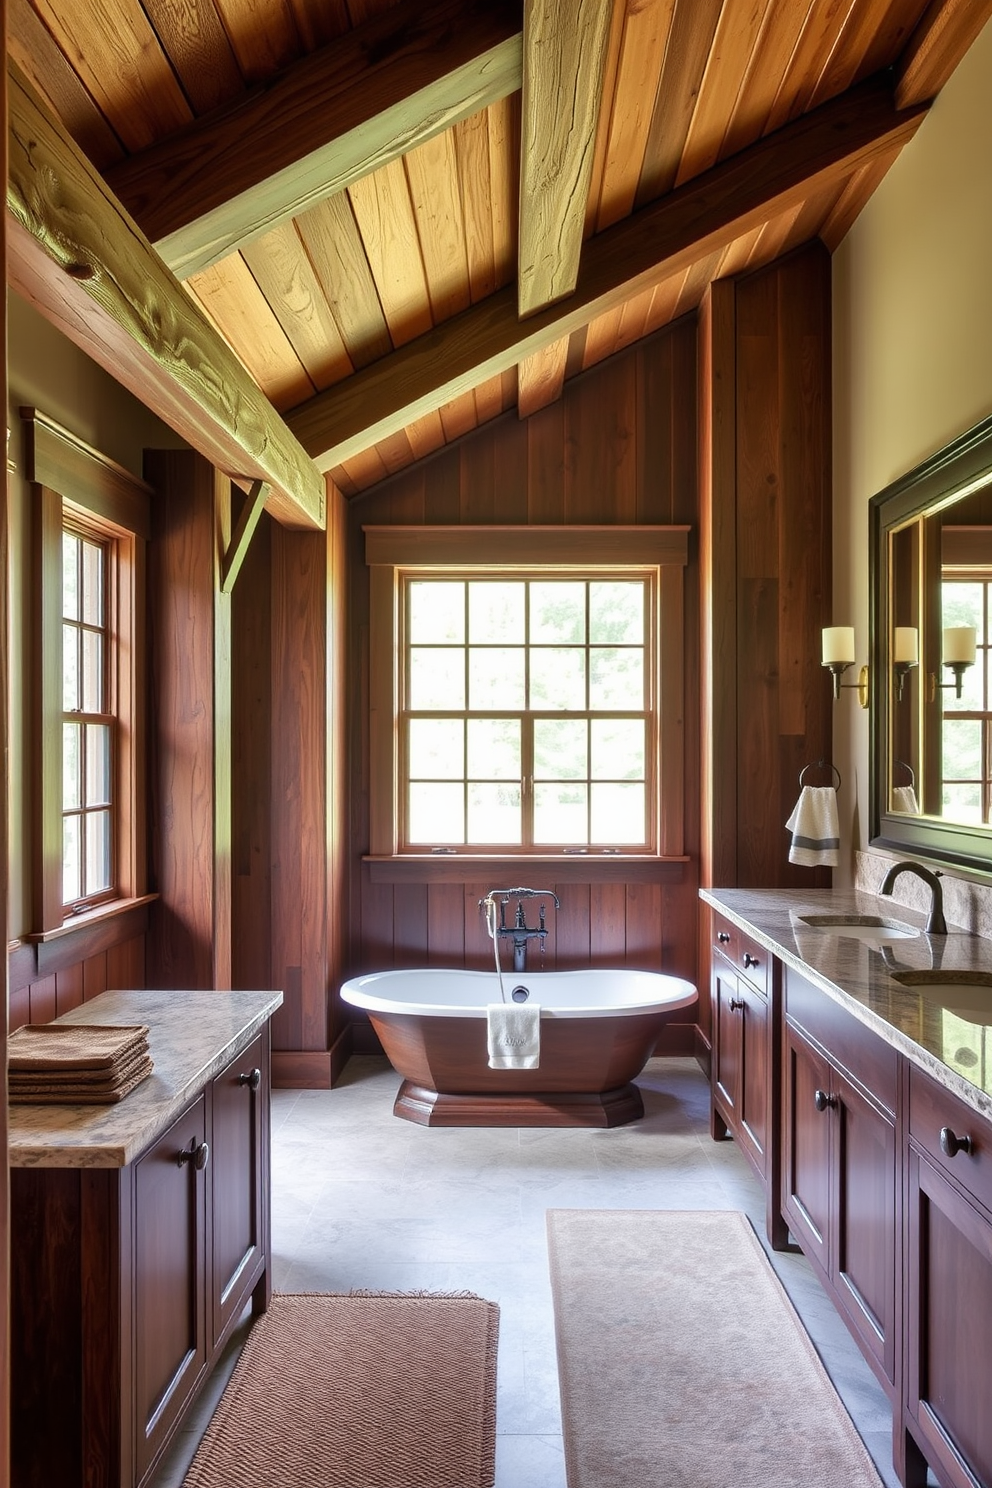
[329,1024,353,1087]
[271,1050,334,1089]
[694,1025,712,1077]
[651,1021,696,1057]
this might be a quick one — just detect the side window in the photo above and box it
[26,409,150,933]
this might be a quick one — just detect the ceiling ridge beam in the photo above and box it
[106,0,523,280]
[286,73,929,473]
[7,56,327,531]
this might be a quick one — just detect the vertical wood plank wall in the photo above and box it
[145,450,233,990]
[699,243,833,960]
[345,317,703,1054]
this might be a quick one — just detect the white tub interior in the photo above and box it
[340,967,697,1019]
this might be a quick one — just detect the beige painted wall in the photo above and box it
[6,294,183,938]
[832,15,992,883]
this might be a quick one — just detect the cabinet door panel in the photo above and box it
[908,1151,992,1487]
[738,983,769,1174]
[835,1073,896,1383]
[783,1025,831,1270]
[211,1034,265,1344]
[712,964,741,1123]
[133,1095,207,1481]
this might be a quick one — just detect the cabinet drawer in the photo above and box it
[909,1066,992,1215]
[785,967,897,1115]
[711,912,739,964]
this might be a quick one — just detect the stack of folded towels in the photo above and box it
[8,1023,153,1104]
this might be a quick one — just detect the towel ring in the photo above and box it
[799,759,841,790]
[894,758,916,786]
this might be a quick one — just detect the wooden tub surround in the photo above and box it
[341,966,697,1128]
[700,885,992,1488]
[8,988,282,1488]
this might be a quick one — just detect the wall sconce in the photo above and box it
[939,625,977,699]
[821,626,869,707]
[892,626,918,703]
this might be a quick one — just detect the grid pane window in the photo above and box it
[402,576,651,849]
[62,529,114,907]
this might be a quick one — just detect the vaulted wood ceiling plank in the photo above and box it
[487,96,520,293]
[286,73,927,471]
[517,340,569,419]
[718,0,818,161]
[595,0,678,232]
[676,0,776,185]
[212,0,306,81]
[635,0,725,207]
[347,159,433,348]
[615,286,659,355]
[807,0,931,113]
[7,0,126,168]
[6,56,325,529]
[107,0,523,279]
[403,409,448,462]
[764,0,860,131]
[241,224,355,391]
[582,305,626,371]
[473,372,507,425]
[335,445,391,493]
[454,109,498,302]
[31,0,192,150]
[744,200,806,268]
[517,0,613,315]
[715,225,765,281]
[437,390,479,444]
[140,0,247,114]
[672,249,722,320]
[404,130,472,323]
[583,0,629,236]
[896,0,992,106]
[184,254,316,406]
[642,271,689,338]
[284,0,351,52]
[294,193,393,369]
[819,147,904,250]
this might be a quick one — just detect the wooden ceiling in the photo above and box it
[7,0,991,508]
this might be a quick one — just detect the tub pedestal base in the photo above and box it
[393,1079,645,1128]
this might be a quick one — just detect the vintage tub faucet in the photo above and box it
[480,888,561,972]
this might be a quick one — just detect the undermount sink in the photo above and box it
[796,914,919,945]
[888,970,992,1025]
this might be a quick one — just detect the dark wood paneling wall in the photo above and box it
[700,243,833,897]
[145,449,233,990]
[345,319,702,1054]
[231,485,350,1087]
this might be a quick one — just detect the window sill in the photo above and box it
[24,893,159,981]
[364,855,689,885]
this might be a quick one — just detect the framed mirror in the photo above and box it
[870,414,992,873]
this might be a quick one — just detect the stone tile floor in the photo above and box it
[152,1055,933,1487]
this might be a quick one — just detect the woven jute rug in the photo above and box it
[548,1209,885,1488]
[182,1291,499,1488]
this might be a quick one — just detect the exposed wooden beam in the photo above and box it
[517,0,612,316]
[220,478,269,594]
[895,0,992,108]
[6,56,326,532]
[106,0,523,280]
[287,74,928,472]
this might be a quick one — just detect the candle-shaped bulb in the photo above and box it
[822,626,856,665]
[943,626,977,665]
[893,626,918,664]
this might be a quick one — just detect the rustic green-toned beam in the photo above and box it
[107,0,523,280]
[517,0,612,317]
[7,57,326,532]
[286,73,928,472]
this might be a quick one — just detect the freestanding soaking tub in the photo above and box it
[339,967,697,1127]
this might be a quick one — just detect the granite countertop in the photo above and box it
[700,886,992,1122]
[8,988,283,1169]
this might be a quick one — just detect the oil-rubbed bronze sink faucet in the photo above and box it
[879,861,947,934]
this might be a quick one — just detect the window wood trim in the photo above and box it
[365,524,689,862]
[24,409,150,934]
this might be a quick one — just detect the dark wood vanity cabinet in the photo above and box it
[12,1028,271,1488]
[904,1066,992,1488]
[709,912,785,1246]
[782,968,898,1392]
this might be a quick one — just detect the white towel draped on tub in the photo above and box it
[785,785,840,867]
[487,1003,541,1070]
